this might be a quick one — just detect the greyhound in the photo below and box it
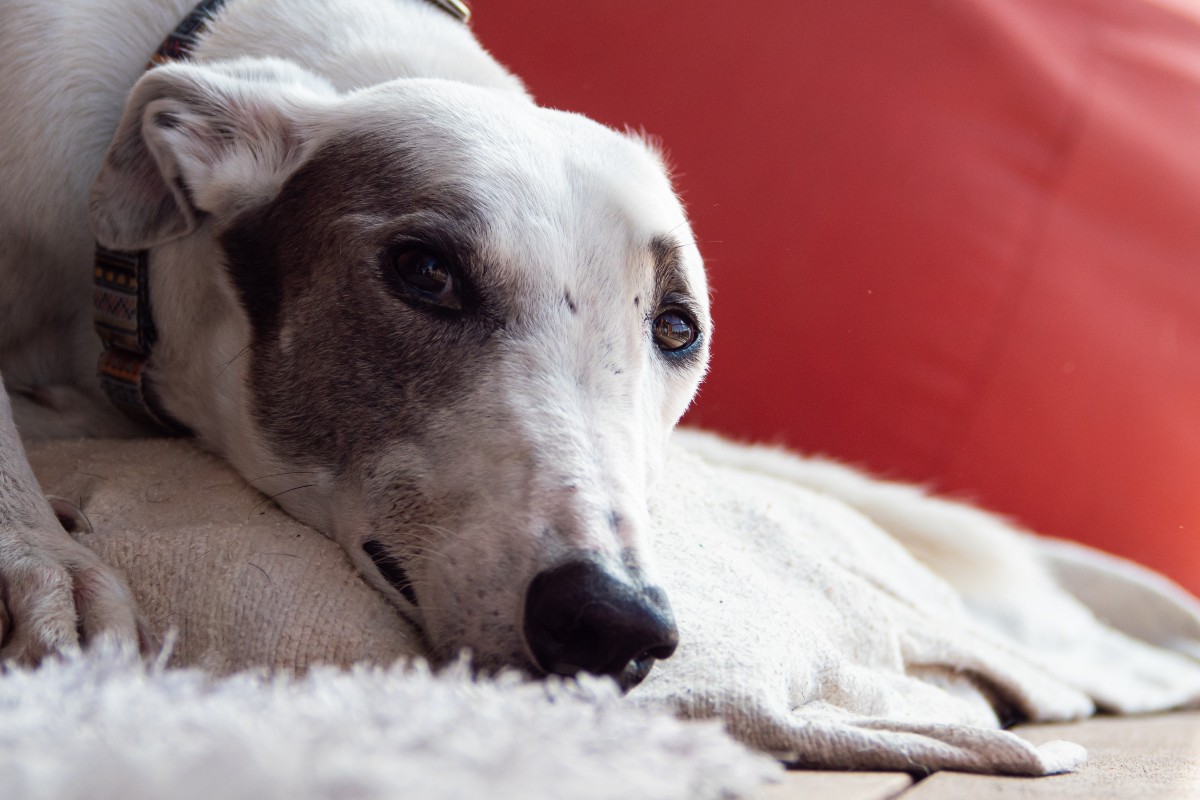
[0,0,709,689]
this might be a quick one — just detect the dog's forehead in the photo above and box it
[308,81,701,291]
[333,79,670,186]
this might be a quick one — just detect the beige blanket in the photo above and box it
[27,434,1200,776]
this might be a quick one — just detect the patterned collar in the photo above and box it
[93,0,471,431]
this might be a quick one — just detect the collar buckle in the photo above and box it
[427,0,471,24]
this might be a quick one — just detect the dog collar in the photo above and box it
[93,0,230,432]
[93,0,471,431]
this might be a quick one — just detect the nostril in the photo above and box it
[635,585,678,661]
[523,559,678,690]
[362,539,418,606]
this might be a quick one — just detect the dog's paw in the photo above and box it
[0,518,143,666]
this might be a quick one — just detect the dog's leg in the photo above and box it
[0,376,142,664]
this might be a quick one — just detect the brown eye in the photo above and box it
[652,309,698,352]
[392,247,460,309]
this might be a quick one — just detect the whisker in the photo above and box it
[215,344,253,378]
[409,544,459,572]
[246,483,318,519]
[664,238,720,255]
[406,521,459,538]
[664,219,691,237]
[244,470,319,485]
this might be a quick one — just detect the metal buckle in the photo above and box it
[427,0,471,24]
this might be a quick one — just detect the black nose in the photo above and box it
[523,559,679,691]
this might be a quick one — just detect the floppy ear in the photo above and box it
[89,59,335,250]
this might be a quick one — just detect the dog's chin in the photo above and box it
[447,647,536,679]
[522,654,659,694]
[443,645,654,692]
[615,655,659,692]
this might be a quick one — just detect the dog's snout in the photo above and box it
[522,559,678,692]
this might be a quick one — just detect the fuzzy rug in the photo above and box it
[0,647,776,800]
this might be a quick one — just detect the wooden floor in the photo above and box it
[757,712,1200,800]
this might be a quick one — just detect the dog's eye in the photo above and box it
[391,247,460,309]
[652,309,698,353]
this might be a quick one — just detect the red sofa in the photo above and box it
[476,0,1200,595]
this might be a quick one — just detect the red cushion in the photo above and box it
[476,0,1200,595]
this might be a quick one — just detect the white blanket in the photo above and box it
[17,433,1200,788]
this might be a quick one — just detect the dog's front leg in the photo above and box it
[0,378,142,664]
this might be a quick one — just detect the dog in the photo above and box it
[0,0,711,688]
[1,0,1048,688]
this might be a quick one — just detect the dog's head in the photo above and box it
[89,60,709,689]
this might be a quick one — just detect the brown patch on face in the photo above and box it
[219,131,502,473]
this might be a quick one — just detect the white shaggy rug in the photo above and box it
[0,646,777,800]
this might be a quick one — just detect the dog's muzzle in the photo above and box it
[522,559,679,692]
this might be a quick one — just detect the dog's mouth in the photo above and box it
[547,651,664,693]
[529,643,672,693]
[362,539,419,606]
[618,653,661,692]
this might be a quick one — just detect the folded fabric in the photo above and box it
[636,431,1200,774]
[23,434,1200,779]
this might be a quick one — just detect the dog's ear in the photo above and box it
[89,59,334,251]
